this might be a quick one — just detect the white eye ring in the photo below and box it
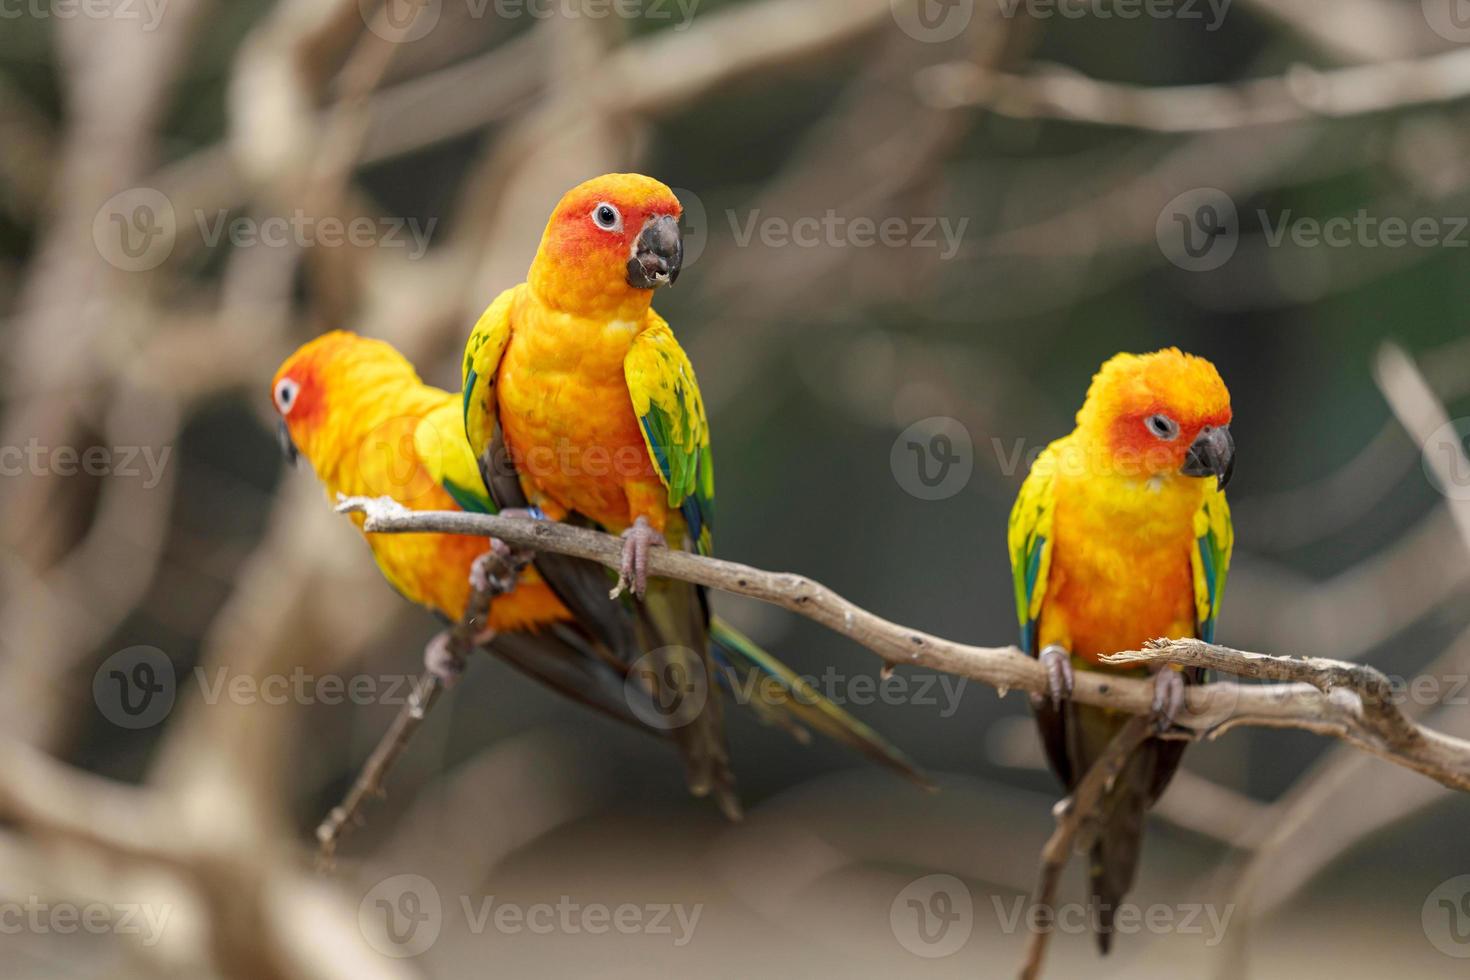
[591,202,623,232]
[275,378,300,415]
[1145,413,1180,441]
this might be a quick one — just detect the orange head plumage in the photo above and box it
[271,331,429,490]
[1074,348,1234,488]
[527,173,684,319]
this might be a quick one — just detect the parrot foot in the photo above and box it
[424,632,464,688]
[1035,644,1074,709]
[469,537,530,596]
[495,506,545,541]
[1151,667,1186,732]
[613,516,665,600]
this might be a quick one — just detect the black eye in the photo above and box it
[1145,414,1179,440]
[591,203,622,232]
[275,378,299,415]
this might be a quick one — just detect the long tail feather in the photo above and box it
[634,581,741,820]
[1058,700,1177,955]
[710,618,934,791]
[1087,742,1155,954]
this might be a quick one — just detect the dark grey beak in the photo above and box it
[1181,424,1234,489]
[277,420,299,466]
[626,214,682,289]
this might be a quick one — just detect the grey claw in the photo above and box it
[1152,668,1186,731]
[469,552,492,593]
[618,516,665,600]
[1037,645,1074,709]
[493,510,540,569]
[470,541,523,596]
[424,632,463,688]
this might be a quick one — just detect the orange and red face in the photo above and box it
[270,331,409,469]
[270,335,336,466]
[527,173,684,316]
[1078,348,1234,487]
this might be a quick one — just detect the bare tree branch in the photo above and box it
[336,495,1470,794]
[922,48,1470,133]
[315,545,524,865]
[0,736,416,980]
[1238,0,1426,64]
[1105,637,1423,749]
[1210,621,1470,978]
[1375,340,1470,552]
[1184,336,1470,978]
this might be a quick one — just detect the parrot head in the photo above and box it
[528,173,684,317]
[1075,348,1234,489]
[270,331,419,475]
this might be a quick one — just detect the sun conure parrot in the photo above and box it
[273,330,928,815]
[460,173,931,819]
[1007,348,1234,953]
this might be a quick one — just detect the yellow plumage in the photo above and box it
[455,174,926,815]
[1006,347,1235,953]
[272,331,569,632]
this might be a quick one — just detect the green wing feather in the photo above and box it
[1008,438,1062,654]
[624,313,714,555]
[461,286,518,468]
[1190,482,1233,642]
